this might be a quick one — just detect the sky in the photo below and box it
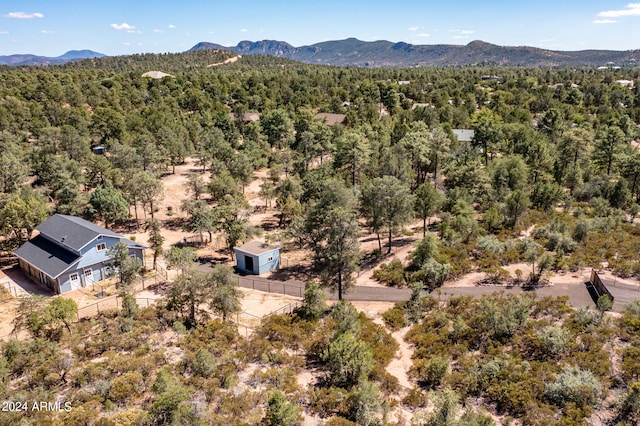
[1,1,640,57]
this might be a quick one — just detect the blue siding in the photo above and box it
[76,236,121,269]
[257,250,280,274]
[55,237,145,293]
[235,248,280,275]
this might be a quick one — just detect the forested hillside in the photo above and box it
[1,53,640,424]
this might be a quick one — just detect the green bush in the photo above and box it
[108,371,145,404]
[412,356,449,389]
[307,387,350,417]
[372,259,406,287]
[544,365,602,409]
[321,332,373,388]
[402,386,429,409]
[382,307,406,331]
[263,390,301,426]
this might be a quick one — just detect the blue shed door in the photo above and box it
[245,255,254,273]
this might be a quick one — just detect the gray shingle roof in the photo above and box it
[234,240,279,256]
[14,235,80,278]
[35,214,121,252]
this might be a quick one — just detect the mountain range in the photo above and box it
[0,50,106,66]
[189,38,640,67]
[2,39,640,68]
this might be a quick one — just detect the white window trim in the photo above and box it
[96,243,106,251]
[70,273,79,282]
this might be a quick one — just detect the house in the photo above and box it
[452,129,475,142]
[616,80,634,88]
[234,240,280,275]
[315,113,346,126]
[14,214,146,294]
[229,112,262,122]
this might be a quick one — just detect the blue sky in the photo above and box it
[1,1,640,56]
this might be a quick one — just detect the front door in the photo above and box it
[83,268,93,287]
[245,255,254,273]
[69,272,80,290]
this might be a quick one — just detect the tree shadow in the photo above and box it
[268,264,314,282]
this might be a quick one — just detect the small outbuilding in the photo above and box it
[234,241,280,275]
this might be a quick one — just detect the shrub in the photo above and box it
[321,332,373,388]
[412,356,449,389]
[372,259,406,287]
[307,387,350,417]
[545,365,602,409]
[324,418,356,426]
[382,307,406,331]
[100,409,150,426]
[537,326,572,357]
[348,379,380,426]
[191,348,215,378]
[402,386,429,409]
[263,390,301,426]
[108,371,145,404]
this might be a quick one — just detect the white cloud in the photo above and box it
[408,26,419,31]
[111,22,136,31]
[593,19,617,24]
[449,29,475,34]
[240,28,248,32]
[598,3,640,18]
[123,42,131,46]
[0,31,9,35]
[153,29,164,33]
[453,35,469,39]
[40,30,56,34]
[3,11,44,19]
[168,24,176,29]
[417,33,430,38]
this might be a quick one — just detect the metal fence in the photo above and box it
[590,269,615,302]
[76,296,157,320]
[237,277,305,298]
[0,281,20,298]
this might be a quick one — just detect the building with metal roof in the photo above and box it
[14,214,146,294]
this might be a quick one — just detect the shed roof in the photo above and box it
[234,240,279,256]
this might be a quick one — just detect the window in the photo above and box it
[267,256,274,262]
[96,243,106,251]
[69,273,79,282]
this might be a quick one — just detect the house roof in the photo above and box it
[36,214,122,252]
[142,71,175,79]
[315,113,346,126]
[229,112,262,122]
[14,235,81,279]
[452,129,475,142]
[234,240,279,256]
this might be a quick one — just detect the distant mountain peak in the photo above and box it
[57,50,106,60]
[0,49,106,66]
[189,38,640,67]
